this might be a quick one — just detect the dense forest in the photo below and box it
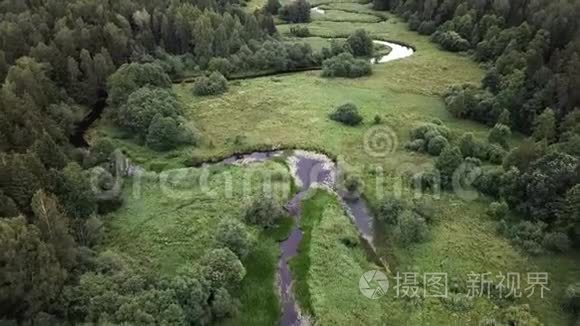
[0,0,285,324]
[1,0,580,324]
[372,0,580,259]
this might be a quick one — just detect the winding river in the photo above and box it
[310,6,415,65]
[219,150,376,326]
[71,7,415,325]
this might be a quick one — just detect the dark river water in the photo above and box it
[220,150,375,326]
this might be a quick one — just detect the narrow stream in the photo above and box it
[220,150,375,326]
[310,6,415,65]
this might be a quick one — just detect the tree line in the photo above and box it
[368,1,580,322]
[0,0,282,323]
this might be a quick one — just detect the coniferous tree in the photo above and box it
[533,108,557,143]
[0,217,67,320]
[33,136,68,170]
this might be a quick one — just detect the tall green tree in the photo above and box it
[0,217,67,320]
[435,145,463,189]
[533,108,557,143]
[30,190,78,269]
[107,63,172,108]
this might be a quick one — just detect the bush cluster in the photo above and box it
[321,53,372,78]
[459,132,506,164]
[117,85,194,151]
[346,29,374,57]
[376,196,435,247]
[279,0,310,23]
[431,31,470,52]
[193,72,228,96]
[405,123,451,156]
[244,195,284,228]
[289,25,310,37]
[498,220,572,255]
[329,103,363,126]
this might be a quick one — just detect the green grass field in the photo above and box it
[101,161,294,325]
[98,0,580,324]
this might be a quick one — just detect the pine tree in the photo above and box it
[0,154,42,211]
[213,24,230,58]
[33,135,68,170]
[193,15,214,66]
[0,217,67,319]
[532,108,557,143]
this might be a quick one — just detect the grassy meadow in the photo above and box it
[97,1,580,324]
[101,161,295,325]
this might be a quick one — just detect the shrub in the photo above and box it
[193,72,228,96]
[404,139,426,152]
[263,0,281,15]
[441,293,474,312]
[488,144,506,165]
[108,62,172,108]
[474,168,503,198]
[279,0,310,23]
[289,25,310,37]
[499,221,547,255]
[412,198,436,223]
[409,123,450,142]
[542,232,571,253]
[329,103,363,126]
[486,201,508,220]
[118,87,181,134]
[427,135,449,156]
[373,114,382,124]
[211,287,239,319]
[244,195,284,228]
[410,169,441,193]
[146,115,193,151]
[146,115,180,151]
[459,133,490,160]
[202,248,246,289]
[346,29,374,57]
[215,219,253,259]
[321,52,372,78]
[377,195,405,225]
[488,123,511,149]
[418,21,436,35]
[431,31,470,52]
[435,146,463,189]
[207,58,233,78]
[321,39,350,59]
[408,13,420,31]
[85,138,115,167]
[394,211,429,246]
[497,305,542,326]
